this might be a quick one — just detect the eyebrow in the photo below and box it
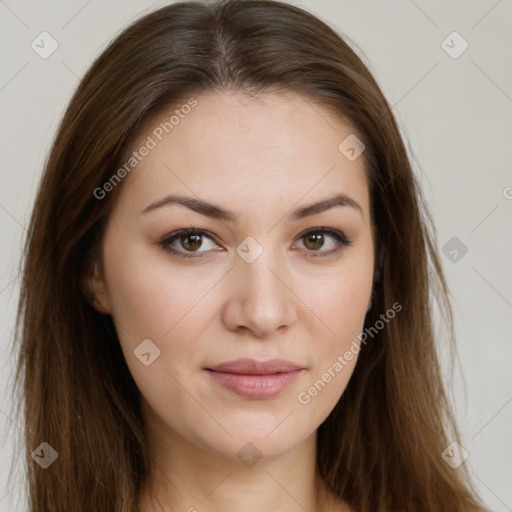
[140,192,363,222]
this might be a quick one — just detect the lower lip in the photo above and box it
[205,369,303,399]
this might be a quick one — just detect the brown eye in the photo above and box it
[159,228,220,259]
[302,232,325,251]
[180,233,203,251]
[295,228,352,258]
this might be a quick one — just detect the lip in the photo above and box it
[206,358,303,375]
[204,358,305,399]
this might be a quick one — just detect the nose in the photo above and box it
[221,248,298,338]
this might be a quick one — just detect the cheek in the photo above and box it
[293,299,366,424]
[105,237,213,339]
[300,254,373,345]
[323,272,371,339]
[293,255,373,413]
[103,242,217,385]
[104,249,216,430]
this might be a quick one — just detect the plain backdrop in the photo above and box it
[0,0,510,510]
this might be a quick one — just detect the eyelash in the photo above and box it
[158,227,352,260]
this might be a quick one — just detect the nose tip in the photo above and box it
[221,254,298,338]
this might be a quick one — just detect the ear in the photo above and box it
[374,244,385,282]
[367,247,383,313]
[80,259,112,315]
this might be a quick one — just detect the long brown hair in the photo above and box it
[11,0,488,510]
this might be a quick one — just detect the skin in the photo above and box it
[87,91,374,512]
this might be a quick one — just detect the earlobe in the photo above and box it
[368,246,384,313]
[80,260,111,315]
[374,244,385,282]
[88,296,111,315]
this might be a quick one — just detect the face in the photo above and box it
[88,91,374,462]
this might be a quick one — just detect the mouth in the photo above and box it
[204,358,305,399]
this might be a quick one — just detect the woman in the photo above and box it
[12,0,489,510]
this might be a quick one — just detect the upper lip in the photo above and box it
[205,358,304,375]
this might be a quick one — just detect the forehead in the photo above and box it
[113,91,370,222]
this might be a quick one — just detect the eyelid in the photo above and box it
[158,226,352,259]
[159,228,222,259]
[293,227,352,258]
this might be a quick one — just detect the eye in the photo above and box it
[159,228,221,259]
[159,227,352,260]
[294,228,352,258]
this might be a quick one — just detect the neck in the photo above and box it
[136,402,347,512]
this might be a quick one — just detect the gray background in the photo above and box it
[1,0,510,510]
